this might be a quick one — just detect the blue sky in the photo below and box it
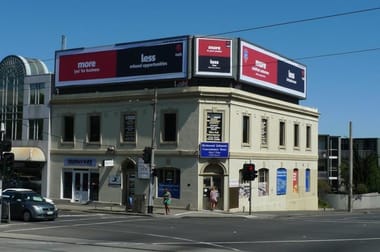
[1,0,379,138]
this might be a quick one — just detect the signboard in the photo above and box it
[55,36,188,87]
[137,158,150,179]
[158,183,180,199]
[200,142,229,158]
[195,37,233,77]
[206,112,223,142]
[64,158,97,167]
[239,40,306,99]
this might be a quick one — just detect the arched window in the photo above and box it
[293,168,299,193]
[258,168,269,196]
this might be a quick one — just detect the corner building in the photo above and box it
[49,36,319,212]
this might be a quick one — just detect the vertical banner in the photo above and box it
[292,169,299,193]
[276,168,287,195]
[305,168,311,192]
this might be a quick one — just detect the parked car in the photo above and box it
[2,188,55,204]
[1,190,58,221]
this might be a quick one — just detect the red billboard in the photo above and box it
[55,37,188,87]
[194,37,233,77]
[239,40,306,99]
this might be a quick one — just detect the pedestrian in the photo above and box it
[209,186,218,210]
[163,187,171,215]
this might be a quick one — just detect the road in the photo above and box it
[1,210,380,251]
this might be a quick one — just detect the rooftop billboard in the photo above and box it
[239,40,306,99]
[55,36,188,87]
[194,37,233,77]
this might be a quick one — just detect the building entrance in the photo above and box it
[202,164,224,210]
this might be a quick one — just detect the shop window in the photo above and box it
[305,168,311,192]
[258,168,269,196]
[276,168,287,195]
[29,119,43,140]
[157,168,180,199]
[163,112,176,142]
[63,115,74,142]
[293,168,299,193]
[63,171,72,199]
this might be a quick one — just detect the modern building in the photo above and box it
[0,55,52,196]
[48,36,319,212]
[318,135,341,192]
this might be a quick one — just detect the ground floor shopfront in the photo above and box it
[48,153,318,212]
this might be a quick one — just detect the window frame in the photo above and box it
[162,111,177,143]
[293,123,300,149]
[279,120,286,148]
[122,112,137,144]
[242,114,250,145]
[88,114,101,143]
[63,115,74,142]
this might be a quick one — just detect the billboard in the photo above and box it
[194,37,233,77]
[55,36,188,87]
[239,40,306,99]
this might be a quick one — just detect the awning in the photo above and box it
[11,147,46,162]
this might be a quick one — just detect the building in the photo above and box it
[0,55,52,196]
[49,36,319,212]
[318,135,341,192]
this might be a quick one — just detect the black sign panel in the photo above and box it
[206,112,223,142]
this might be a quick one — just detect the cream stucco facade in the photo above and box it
[49,86,319,212]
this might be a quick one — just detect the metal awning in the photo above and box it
[11,147,46,162]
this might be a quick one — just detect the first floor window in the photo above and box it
[163,112,177,142]
[242,115,250,144]
[29,119,43,140]
[63,115,74,142]
[306,125,312,149]
[89,115,100,142]
[279,121,286,147]
[123,113,136,143]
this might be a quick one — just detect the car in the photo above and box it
[1,190,58,221]
[2,188,55,204]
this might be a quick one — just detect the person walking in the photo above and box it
[209,186,218,210]
[163,188,171,215]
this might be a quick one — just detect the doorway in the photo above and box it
[73,170,89,203]
[202,164,224,210]
[121,159,136,210]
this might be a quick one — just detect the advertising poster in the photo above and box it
[239,40,306,99]
[292,169,299,193]
[305,169,311,192]
[195,37,233,77]
[55,37,188,87]
[276,168,287,195]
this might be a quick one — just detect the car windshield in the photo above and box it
[24,194,45,202]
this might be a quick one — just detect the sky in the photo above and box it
[1,0,379,138]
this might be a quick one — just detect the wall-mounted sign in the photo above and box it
[200,142,229,158]
[55,36,188,87]
[109,175,121,185]
[103,159,114,167]
[239,40,306,99]
[206,112,223,142]
[195,37,233,77]
[64,158,97,167]
[137,158,150,179]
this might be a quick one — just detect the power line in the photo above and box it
[295,47,380,61]
[209,7,380,37]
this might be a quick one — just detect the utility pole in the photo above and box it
[348,121,353,212]
[0,122,5,223]
[147,89,157,214]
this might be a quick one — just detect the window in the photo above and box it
[261,118,268,146]
[242,115,250,144]
[63,116,74,142]
[293,168,299,193]
[294,123,300,148]
[277,168,287,195]
[123,113,136,143]
[258,168,269,196]
[306,125,312,149]
[206,112,223,141]
[163,112,176,142]
[29,119,43,140]
[157,168,180,199]
[30,83,45,105]
[88,115,100,142]
[305,168,311,192]
[279,121,286,147]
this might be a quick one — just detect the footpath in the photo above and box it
[54,200,371,219]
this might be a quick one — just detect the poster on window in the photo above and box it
[158,183,179,199]
[276,168,287,195]
[123,114,136,142]
[293,169,299,193]
[206,112,222,141]
[305,169,311,192]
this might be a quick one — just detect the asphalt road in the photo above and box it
[1,210,380,251]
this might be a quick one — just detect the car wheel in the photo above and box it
[23,211,32,222]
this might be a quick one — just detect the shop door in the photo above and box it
[202,175,223,210]
[73,171,89,203]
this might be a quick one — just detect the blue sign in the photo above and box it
[158,184,180,199]
[200,142,229,158]
[64,158,97,167]
[276,168,287,195]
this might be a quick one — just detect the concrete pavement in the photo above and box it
[54,199,360,219]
